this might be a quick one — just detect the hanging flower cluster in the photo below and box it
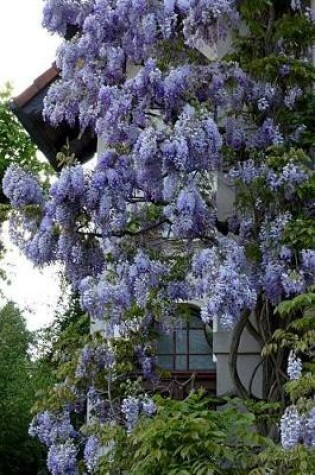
[280,353,315,450]
[29,411,80,474]
[121,395,157,432]
[190,240,257,328]
[84,435,101,473]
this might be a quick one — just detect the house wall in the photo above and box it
[96,131,264,398]
[214,327,263,398]
[92,29,265,398]
[93,15,315,398]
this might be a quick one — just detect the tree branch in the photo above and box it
[112,218,170,237]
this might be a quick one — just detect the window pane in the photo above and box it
[176,355,188,370]
[188,314,204,328]
[189,330,212,354]
[189,355,216,370]
[175,329,187,353]
[157,307,215,373]
[158,334,174,354]
[158,355,173,370]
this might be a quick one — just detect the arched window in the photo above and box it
[157,306,215,373]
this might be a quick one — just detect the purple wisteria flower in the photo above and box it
[84,435,101,473]
[43,0,90,35]
[47,442,79,475]
[191,240,257,327]
[267,163,308,191]
[76,343,115,379]
[287,350,302,380]
[290,0,302,12]
[10,3,313,473]
[225,117,247,150]
[121,395,157,432]
[24,230,58,266]
[142,398,157,416]
[29,410,77,449]
[263,262,285,305]
[3,164,44,208]
[301,250,315,275]
[182,0,240,48]
[121,397,140,432]
[136,345,158,381]
[50,164,85,204]
[284,86,303,109]
[281,405,303,450]
[165,184,214,238]
[303,408,315,448]
[258,118,284,147]
[281,270,305,297]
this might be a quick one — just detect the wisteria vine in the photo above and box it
[3,0,315,473]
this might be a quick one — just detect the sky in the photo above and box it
[0,0,60,94]
[0,1,62,330]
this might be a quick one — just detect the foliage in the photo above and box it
[0,73,55,475]
[3,0,315,473]
[91,391,267,475]
[0,303,47,474]
[0,85,52,203]
[252,443,315,475]
[273,289,315,360]
[0,86,36,175]
[256,288,315,472]
[31,292,89,414]
[29,294,158,475]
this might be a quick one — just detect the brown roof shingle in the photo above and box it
[14,65,59,108]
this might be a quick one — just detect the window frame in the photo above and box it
[157,304,216,375]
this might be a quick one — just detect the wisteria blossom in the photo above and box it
[3,164,44,208]
[287,351,303,381]
[121,395,157,432]
[280,353,315,451]
[281,405,303,450]
[29,411,77,447]
[47,442,79,475]
[84,435,101,473]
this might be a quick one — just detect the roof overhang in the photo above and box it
[11,65,96,170]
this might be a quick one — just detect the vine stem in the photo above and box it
[228,309,252,400]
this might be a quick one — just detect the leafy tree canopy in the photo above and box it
[0,303,47,474]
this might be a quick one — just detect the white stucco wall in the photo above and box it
[92,21,277,398]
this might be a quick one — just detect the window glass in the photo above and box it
[157,306,215,372]
[158,355,173,370]
[188,314,204,328]
[189,329,211,354]
[176,355,187,370]
[175,329,187,353]
[158,334,174,354]
[189,355,216,370]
